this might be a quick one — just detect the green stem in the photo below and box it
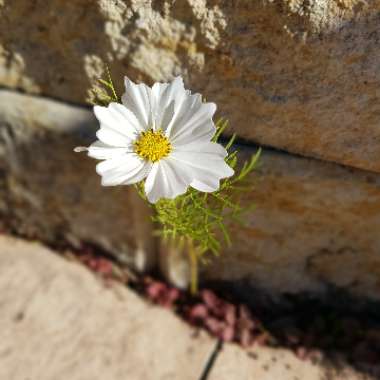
[188,239,198,295]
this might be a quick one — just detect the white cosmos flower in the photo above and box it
[75,76,234,203]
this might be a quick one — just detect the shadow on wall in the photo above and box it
[0,90,142,266]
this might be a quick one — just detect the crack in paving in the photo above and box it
[198,339,223,380]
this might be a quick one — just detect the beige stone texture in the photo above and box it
[0,1,380,172]
[0,89,156,272]
[1,90,380,301]
[204,146,380,300]
[0,235,215,380]
[0,235,375,380]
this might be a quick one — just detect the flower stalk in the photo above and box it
[188,238,199,295]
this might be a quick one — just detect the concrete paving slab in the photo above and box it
[208,343,373,380]
[0,235,215,380]
[0,235,375,380]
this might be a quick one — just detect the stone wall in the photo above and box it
[1,0,379,171]
[1,0,380,302]
[0,91,155,271]
[1,90,380,302]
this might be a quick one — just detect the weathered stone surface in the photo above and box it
[1,0,380,172]
[0,235,215,380]
[208,344,373,380]
[0,90,156,272]
[0,235,375,380]
[1,90,380,302]
[203,147,380,300]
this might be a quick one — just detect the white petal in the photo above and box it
[87,141,129,160]
[151,77,187,131]
[172,141,227,158]
[96,127,132,147]
[121,77,153,129]
[167,95,216,145]
[94,103,142,139]
[165,93,201,136]
[170,147,234,193]
[96,153,151,186]
[158,101,175,133]
[74,146,87,153]
[190,162,233,192]
[151,77,185,105]
[190,178,221,192]
[170,151,233,178]
[144,159,191,203]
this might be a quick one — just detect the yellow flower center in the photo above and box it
[134,129,172,162]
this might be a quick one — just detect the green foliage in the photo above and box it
[88,66,119,106]
[153,119,261,260]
